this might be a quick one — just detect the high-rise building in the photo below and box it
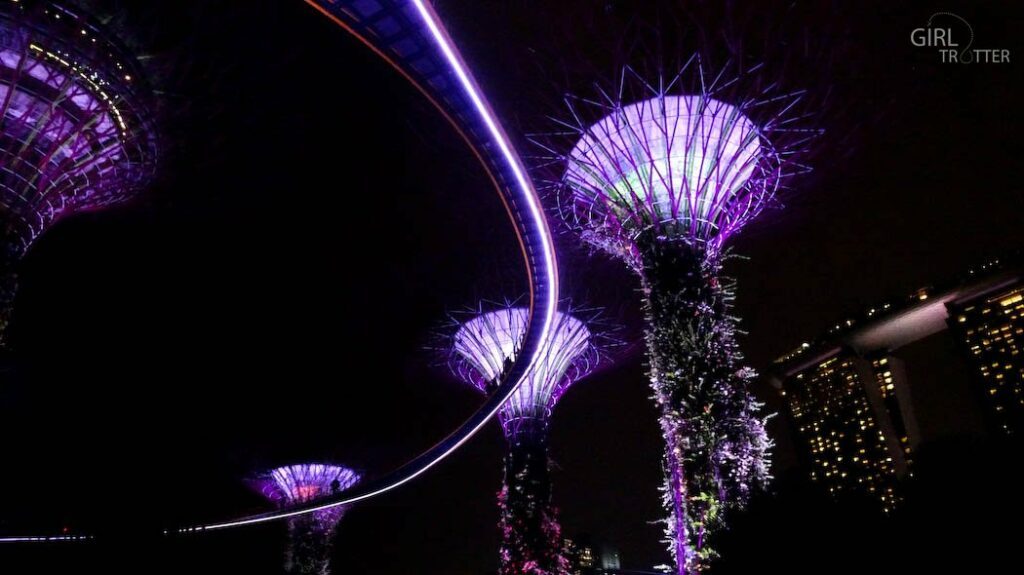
[772,256,1021,509]
[948,283,1024,434]
[563,537,596,575]
[563,537,620,574]
[780,351,908,512]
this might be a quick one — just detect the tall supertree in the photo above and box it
[0,0,157,346]
[446,302,610,575]
[251,464,362,575]
[540,60,817,573]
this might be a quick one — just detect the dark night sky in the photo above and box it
[2,1,1022,573]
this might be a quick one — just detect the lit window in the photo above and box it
[999,294,1023,307]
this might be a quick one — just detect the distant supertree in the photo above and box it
[446,302,610,575]
[0,0,157,345]
[539,60,817,573]
[252,464,362,575]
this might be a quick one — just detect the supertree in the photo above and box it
[0,0,157,346]
[539,59,817,573]
[446,302,610,575]
[251,464,362,575]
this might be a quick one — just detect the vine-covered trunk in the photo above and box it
[499,426,568,575]
[286,514,338,575]
[637,234,743,574]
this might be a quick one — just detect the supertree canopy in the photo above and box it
[564,93,769,263]
[447,303,607,575]
[252,464,362,575]
[452,305,598,436]
[0,0,157,344]
[546,61,815,574]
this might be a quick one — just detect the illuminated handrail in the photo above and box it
[169,0,558,534]
[1,0,557,542]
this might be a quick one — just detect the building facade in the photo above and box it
[772,256,1022,510]
[948,283,1024,434]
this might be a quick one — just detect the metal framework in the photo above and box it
[450,304,601,437]
[542,60,815,574]
[253,464,362,525]
[539,60,815,269]
[446,301,611,575]
[252,464,362,575]
[0,0,157,342]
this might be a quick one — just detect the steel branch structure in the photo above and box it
[0,0,157,344]
[565,94,767,264]
[541,60,816,574]
[451,305,599,437]
[252,464,362,575]
[447,302,610,575]
[546,62,814,270]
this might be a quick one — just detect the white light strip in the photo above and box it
[0,0,559,540]
[176,0,559,532]
[0,536,92,542]
[408,0,558,352]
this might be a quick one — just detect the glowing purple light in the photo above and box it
[252,464,361,574]
[566,96,764,244]
[563,96,774,266]
[549,64,810,574]
[548,63,817,269]
[253,464,362,526]
[411,0,559,374]
[0,0,562,541]
[452,307,595,435]
[1,2,156,344]
[447,304,601,573]
[0,28,153,253]
[168,0,562,533]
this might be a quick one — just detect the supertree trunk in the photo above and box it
[0,243,17,348]
[286,515,337,575]
[499,425,569,575]
[637,232,768,574]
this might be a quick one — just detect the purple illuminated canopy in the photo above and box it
[0,1,157,342]
[566,95,765,243]
[0,2,156,255]
[256,464,361,506]
[450,306,598,435]
[253,464,362,526]
[252,463,362,574]
[543,61,814,574]
[545,63,816,267]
